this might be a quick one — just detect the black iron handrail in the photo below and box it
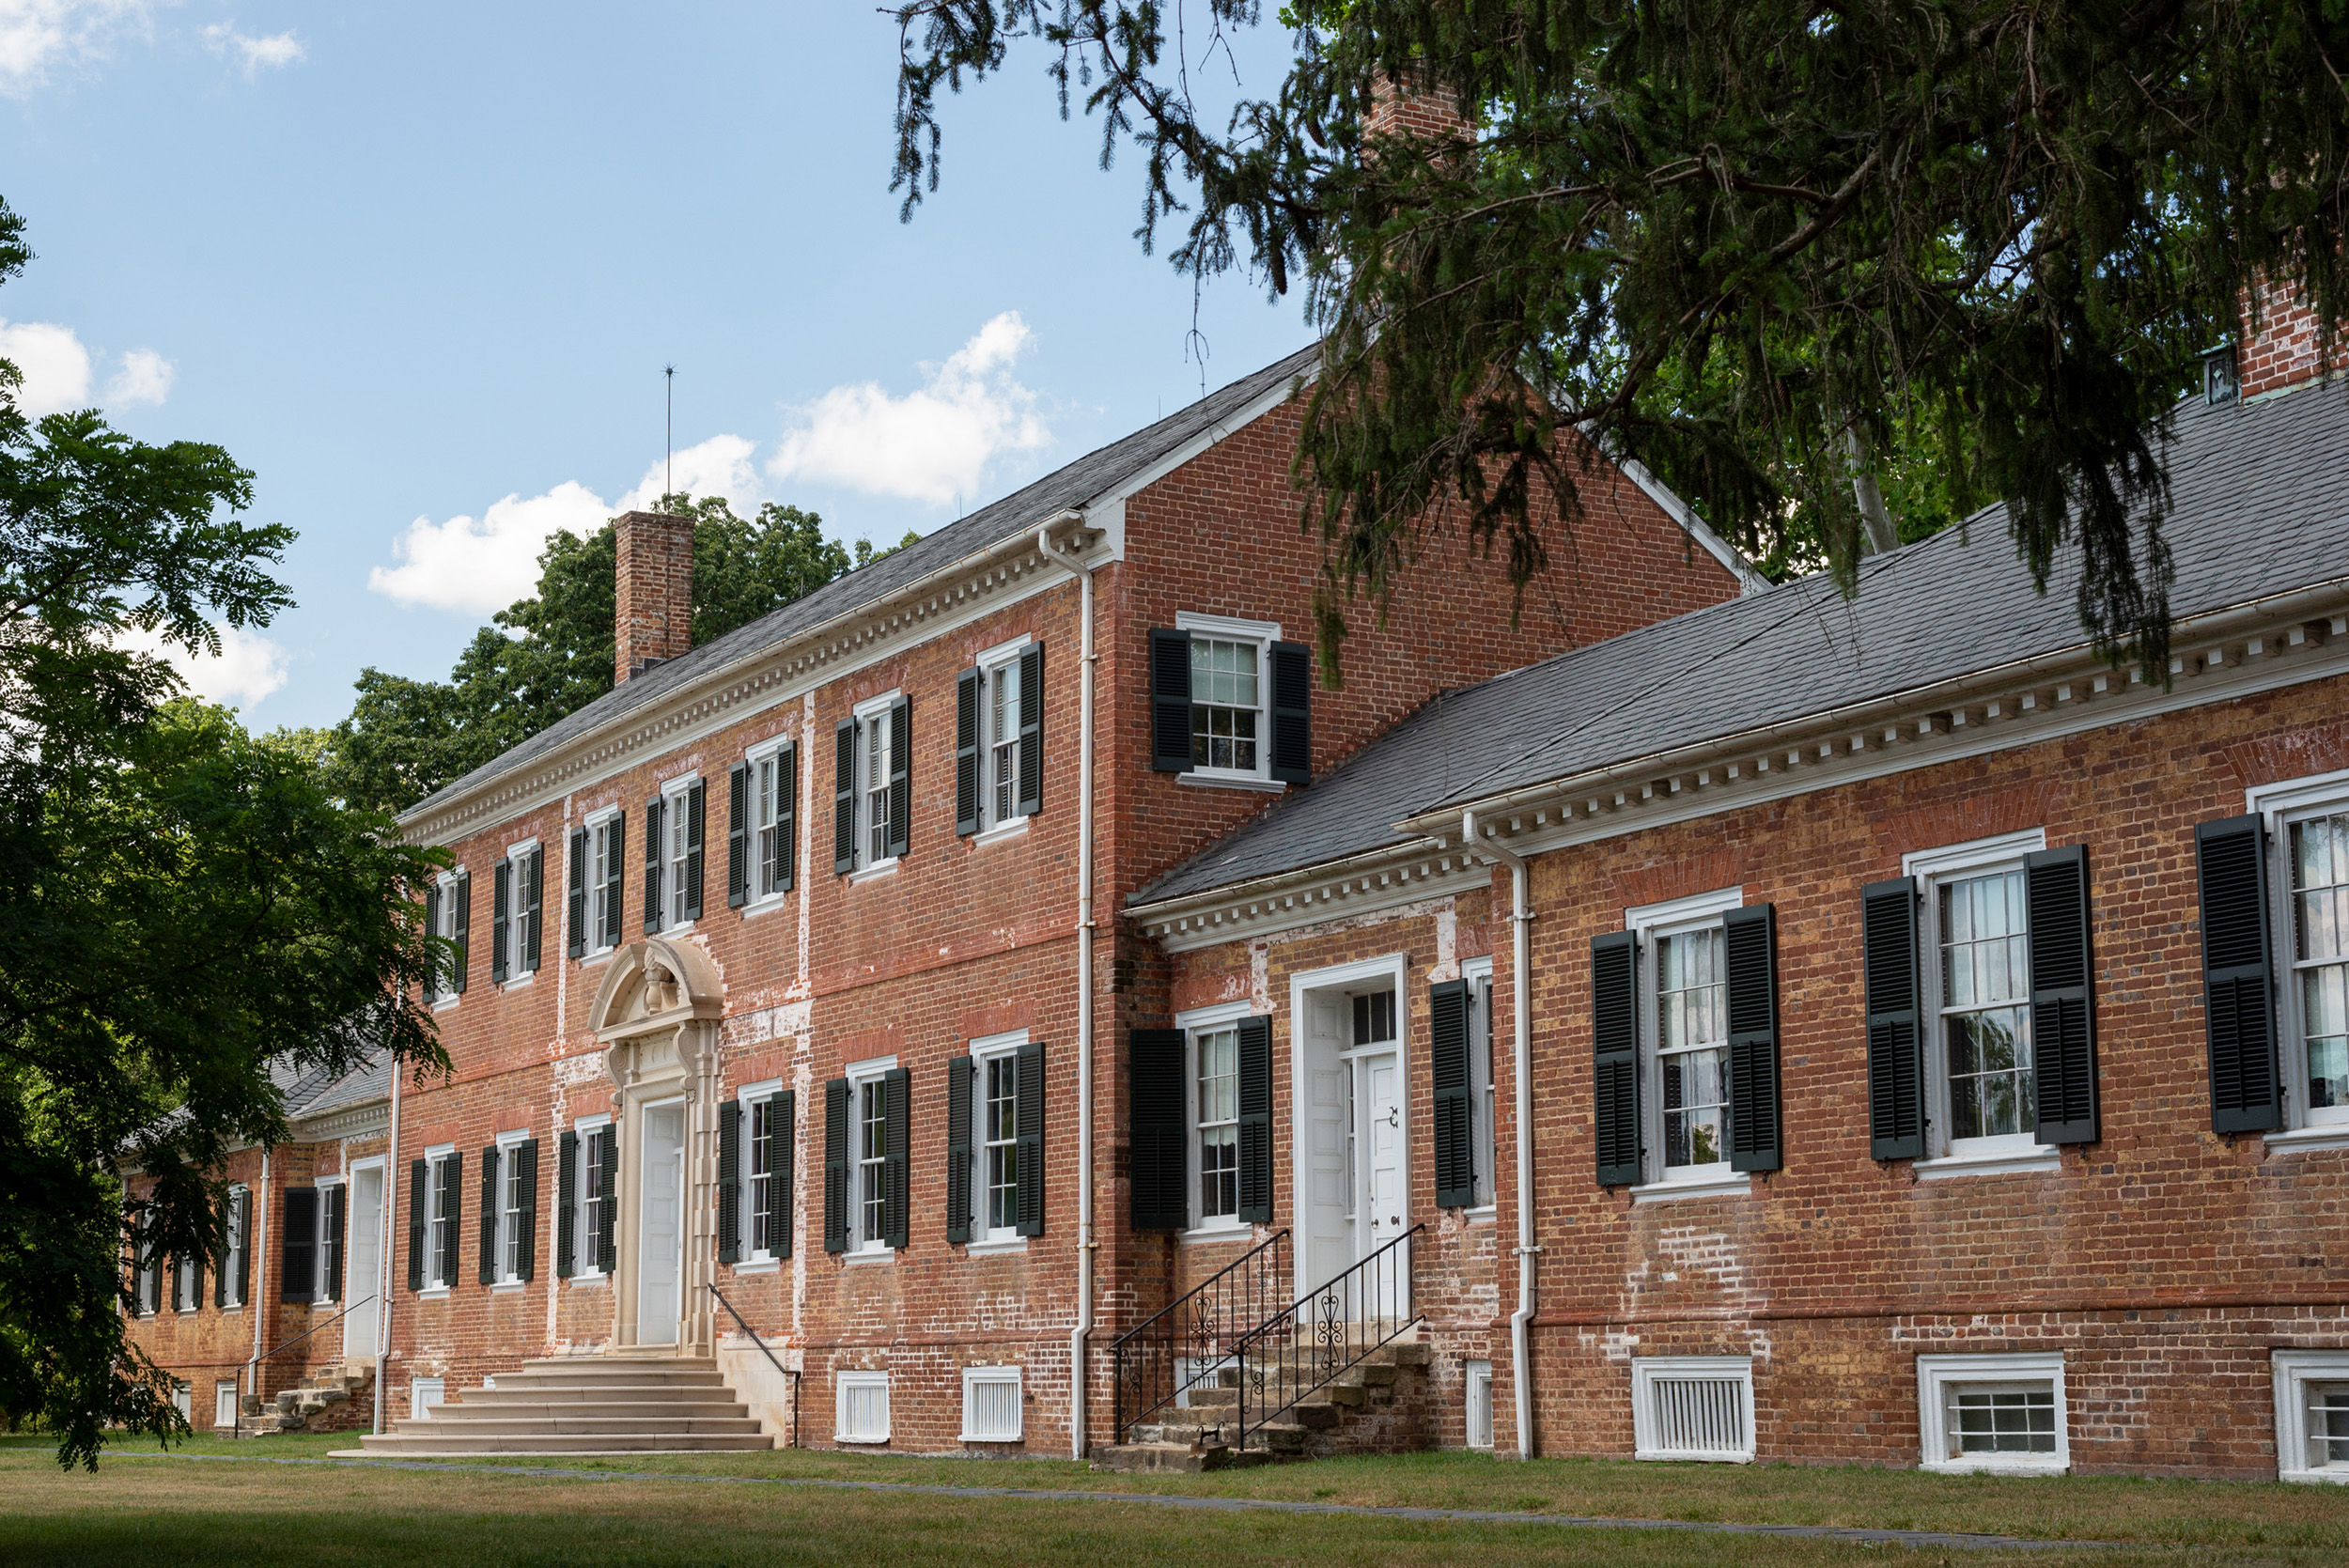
[1111,1228,1290,1443]
[1231,1224,1423,1451]
[708,1282,800,1450]
[229,1294,377,1441]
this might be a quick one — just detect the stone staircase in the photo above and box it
[352,1356,775,1456]
[241,1362,376,1436]
[1097,1338,1433,1472]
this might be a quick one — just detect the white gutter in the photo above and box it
[1464,809,1537,1461]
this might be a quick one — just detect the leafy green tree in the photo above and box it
[891,0,2348,675]
[0,199,446,1467]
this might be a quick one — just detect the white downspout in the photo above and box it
[1465,809,1537,1461]
[248,1145,271,1425]
[376,1053,401,1436]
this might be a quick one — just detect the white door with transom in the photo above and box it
[341,1163,383,1363]
[638,1101,685,1346]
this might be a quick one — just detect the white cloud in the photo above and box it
[368,480,615,616]
[0,0,151,94]
[0,317,93,414]
[201,20,302,78]
[767,312,1051,506]
[617,432,765,518]
[121,623,291,710]
[102,346,173,408]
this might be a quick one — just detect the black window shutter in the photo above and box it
[1237,1016,1274,1222]
[1128,1028,1189,1229]
[1149,629,1193,772]
[1725,903,1783,1172]
[477,1145,500,1284]
[1862,877,1926,1160]
[491,860,511,985]
[515,1140,537,1282]
[1593,931,1642,1187]
[727,761,750,908]
[602,817,625,948]
[2027,846,2099,1144]
[522,846,543,972]
[717,1099,741,1265]
[215,1197,231,1308]
[945,1055,974,1243]
[451,870,470,994]
[1269,640,1312,786]
[281,1188,318,1302]
[556,1130,577,1279]
[234,1187,252,1308]
[772,1089,796,1259]
[567,829,588,958]
[441,1151,463,1290]
[2197,815,2281,1133]
[956,667,982,837]
[683,782,706,921]
[324,1184,348,1300]
[423,883,441,1004]
[1429,979,1474,1206]
[775,747,797,894]
[643,798,665,933]
[823,1077,850,1252]
[171,1252,186,1313]
[407,1160,427,1292]
[886,697,911,861]
[1016,1040,1045,1236]
[596,1134,617,1273]
[1017,644,1045,818]
[833,719,858,875]
[883,1065,911,1249]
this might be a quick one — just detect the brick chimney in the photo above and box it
[614,509,693,684]
[1361,65,1470,145]
[2235,277,2341,400]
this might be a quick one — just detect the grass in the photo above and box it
[7,1434,2348,1563]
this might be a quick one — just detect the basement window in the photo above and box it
[1631,1356,1755,1463]
[1916,1353,2067,1474]
[835,1370,890,1444]
[960,1365,1023,1443]
[2274,1351,2349,1483]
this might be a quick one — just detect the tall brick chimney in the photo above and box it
[2235,277,2341,400]
[1361,64,1470,145]
[614,509,693,684]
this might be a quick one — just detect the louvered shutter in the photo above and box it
[1148,629,1193,772]
[407,1160,427,1292]
[596,1134,618,1273]
[717,1099,741,1265]
[281,1188,317,1302]
[1015,1040,1045,1236]
[325,1184,348,1300]
[771,1089,796,1259]
[1429,979,1474,1207]
[423,883,441,1003]
[515,1140,537,1281]
[2027,846,2099,1144]
[1592,931,1641,1187]
[450,870,470,994]
[833,720,858,874]
[773,748,797,893]
[1862,877,1926,1160]
[556,1130,577,1279]
[956,668,982,837]
[602,818,625,949]
[490,860,511,985]
[683,781,706,921]
[727,761,750,908]
[2197,815,2281,1133]
[1017,644,1044,818]
[1725,903,1783,1172]
[883,1066,910,1249]
[567,829,588,958]
[234,1187,252,1308]
[823,1077,850,1252]
[1269,640,1312,786]
[214,1197,231,1308]
[1236,1016,1274,1222]
[945,1056,974,1242]
[441,1151,463,1290]
[1129,1028,1189,1229]
[477,1145,500,1284]
[171,1252,187,1314]
[643,798,664,933]
[521,846,543,972]
[886,697,911,861]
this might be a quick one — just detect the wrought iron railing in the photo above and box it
[1232,1224,1423,1449]
[1111,1228,1289,1443]
[708,1282,800,1450]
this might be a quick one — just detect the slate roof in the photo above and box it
[402,341,1323,824]
[1132,378,2349,909]
[291,1048,392,1122]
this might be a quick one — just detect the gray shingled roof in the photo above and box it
[1132,378,2349,908]
[292,1048,391,1121]
[403,342,1323,823]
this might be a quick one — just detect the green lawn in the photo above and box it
[7,1434,2348,1563]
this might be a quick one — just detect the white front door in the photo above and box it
[1300,995,1353,1292]
[342,1164,383,1362]
[638,1102,685,1347]
[1357,1051,1408,1321]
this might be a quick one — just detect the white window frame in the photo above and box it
[1465,1358,1496,1450]
[410,1375,446,1421]
[745,737,795,908]
[969,1030,1029,1249]
[850,691,901,876]
[173,1247,200,1313]
[172,1379,192,1420]
[429,868,463,1010]
[214,1379,240,1430]
[973,634,1033,840]
[421,1143,456,1295]
[845,1054,897,1254]
[313,1175,344,1303]
[959,1364,1024,1442]
[1915,1352,2067,1474]
[1902,830,2058,1178]
[220,1183,248,1309]
[660,772,700,931]
[2274,1349,2349,1483]
[734,1079,785,1266]
[1178,999,1255,1235]
[134,1211,160,1317]
[493,1129,530,1287]
[834,1369,891,1444]
[1625,887,1751,1201]
[583,807,623,956]
[1630,1355,1756,1463]
[571,1114,610,1279]
[502,837,542,986]
[1460,958,1497,1216]
[1176,611,1280,784]
[2248,768,2349,1149]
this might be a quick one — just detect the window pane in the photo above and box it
[2295,816,2349,1112]
[1950,1386,2056,1455]
[985,1055,1019,1232]
[2310,1384,2349,1467]
[1352,990,1395,1046]
[1940,871,2033,1139]
[1196,1027,1239,1220]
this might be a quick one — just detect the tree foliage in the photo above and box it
[892,0,2349,676]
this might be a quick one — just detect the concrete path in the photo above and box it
[120,1450,2123,1553]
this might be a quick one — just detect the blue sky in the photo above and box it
[4,3,1310,728]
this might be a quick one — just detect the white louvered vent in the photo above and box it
[1631,1357,1755,1462]
[961,1366,1023,1442]
[835,1372,890,1444]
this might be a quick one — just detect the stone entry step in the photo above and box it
[355,1356,775,1457]
[241,1362,376,1436]
[1093,1340,1434,1471]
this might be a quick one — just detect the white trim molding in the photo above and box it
[1916,1352,2069,1475]
[1630,1356,1756,1463]
[2274,1350,2349,1483]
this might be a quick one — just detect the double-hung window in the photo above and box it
[750,1092,779,1256]
[1616,888,1747,1191]
[957,638,1043,839]
[491,841,543,985]
[569,1117,611,1278]
[1190,635,1263,774]
[739,740,797,905]
[858,1077,887,1244]
[836,692,909,876]
[1147,613,1310,787]
[723,1081,788,1265]
[983,1049,1019,1236]
[313,1179,344,1304]
[948,1032,1043,1247]
[825,1056,906,1255]
[218,1186,248,1309]
[1195,1025,1241,1225]
[1467,962,1497,1210]
[424,867,469,1004]
[495,1133,533,1285]
[644,776,705,933]
[2295,809,2349,1121]
[424,1148,457,1292]
[173,1248,201,1312]
[571,810,626,958]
